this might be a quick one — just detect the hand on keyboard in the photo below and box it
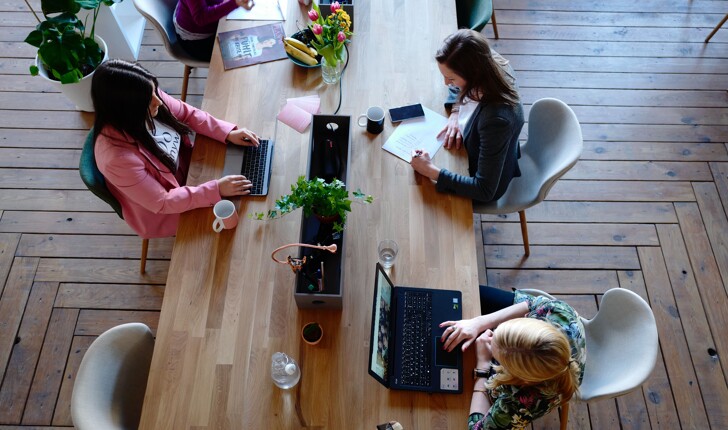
[218,175,253,196]
[227,128,260,147]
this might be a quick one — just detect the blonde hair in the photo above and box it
[486,318,579,402]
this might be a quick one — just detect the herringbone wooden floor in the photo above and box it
[1,1,727,429]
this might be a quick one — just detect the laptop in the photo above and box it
[222,139,274,196]
[368,263,463,393]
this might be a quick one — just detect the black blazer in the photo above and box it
[436,100,524,203]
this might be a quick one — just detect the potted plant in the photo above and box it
[251,176,373,233]
[301,322,323,345]
[307,1,352,84]
[25,0,116,111]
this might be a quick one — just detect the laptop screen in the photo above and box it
[369,264,393,385]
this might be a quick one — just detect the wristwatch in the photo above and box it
[473,366,491,379]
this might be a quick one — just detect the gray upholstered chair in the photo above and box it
[132,0,209,102]
[517,288,659,430]
[456,0,499,38]
[71,323,155,430]
[473,98,583,256]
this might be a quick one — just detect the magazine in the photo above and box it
[218,23,286,70]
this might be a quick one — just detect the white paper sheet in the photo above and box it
[227,0,286,21]
[382,106,448,163]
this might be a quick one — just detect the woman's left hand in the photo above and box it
[227,128,260,147]
[410,150,441,181]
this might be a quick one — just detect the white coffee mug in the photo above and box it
[212,200,238,233]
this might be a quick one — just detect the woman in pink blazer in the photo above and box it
[92,60,259,238]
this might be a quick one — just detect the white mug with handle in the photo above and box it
[212,200,239,233]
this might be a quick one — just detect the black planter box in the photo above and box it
[318,0,354,31]
[294,115,351,309]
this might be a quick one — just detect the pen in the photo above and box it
[413,150,423,158]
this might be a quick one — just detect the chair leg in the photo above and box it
[518,210,530,257]
[491,7,499,39]
[140,238,149,274]
[559,401,570,430]
[181,65,192,102]
[705,13,728,43]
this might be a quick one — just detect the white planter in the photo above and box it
[35,36,108,112]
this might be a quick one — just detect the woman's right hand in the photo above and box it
[236,0,254,10]
[439,317,485,352]
[436,112,462,150]
[218,175,253,196]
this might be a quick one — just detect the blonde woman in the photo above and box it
[440,288,586,429]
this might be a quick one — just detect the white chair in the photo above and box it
[518,288,659,430]
[71,323,155,430]
[132,0,209,102]
[473,98,583,256]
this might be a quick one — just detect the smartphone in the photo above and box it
[389,103,425,123]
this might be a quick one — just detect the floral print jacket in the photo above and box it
[468,291,587,430]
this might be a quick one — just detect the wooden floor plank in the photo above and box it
[579,124,727,143]
[54,283,164,310]
[710,162,728,218]
[492,24,728,44]
[0,233,20,297]
[0,212,130,235]
[0,169,85,190]
[34,258,169,285]
[0,282,57,424]
[545,106,728,127]
[617,270,680,429]
[521,88,728,109]
[0,129,88,150]
[491,9,723,28]
[16,234,174,260]
[485,245,641,269]
[0,149,81,169]
[74,310,159,336]
[0,192,115,213]
[0,257,39,384]
[51,336,94,427]
[563,161,713,181]
[485,269,620,294]
[582,142,728,162]
[638,246,710,429]
[547,180,696,202]
[692,183,728,293]
[483,223,659,246]
[478,201,678,224]
[21,308,77,426]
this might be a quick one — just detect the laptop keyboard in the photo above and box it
[241,139,270,195]
[400,290,433,387]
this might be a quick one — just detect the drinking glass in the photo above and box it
[378,240,399,269]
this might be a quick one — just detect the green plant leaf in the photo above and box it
[24,30,43,48]
[29,65,39,76]
[41,0,81,15]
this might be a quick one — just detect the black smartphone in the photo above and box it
[389,103,425,123]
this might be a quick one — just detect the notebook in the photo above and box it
[368,263,463,393]
[222,139,274,196]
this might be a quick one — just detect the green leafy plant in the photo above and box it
[251,176,373,233]
[25,0,116,84]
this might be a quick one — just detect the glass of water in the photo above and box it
[378,240,399,269]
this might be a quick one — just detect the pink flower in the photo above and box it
[312,24,323,35]
[330,1,341,13]
[308,9,319,21]
[337,31,346,42]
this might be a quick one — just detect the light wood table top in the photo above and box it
[139,1,480,428]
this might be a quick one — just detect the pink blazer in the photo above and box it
[95,91,236,239]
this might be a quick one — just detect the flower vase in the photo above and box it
[321,49,347,85]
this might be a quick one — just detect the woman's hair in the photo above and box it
[91,59,191,172]
[487,318,579,402]
[435,29,519,106]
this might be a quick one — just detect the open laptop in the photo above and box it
[222,139,274,196]
[368,263,463,393]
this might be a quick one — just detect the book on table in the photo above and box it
[218,23,287,70]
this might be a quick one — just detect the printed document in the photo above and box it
[227,0,286,21]
[382,106,448,163]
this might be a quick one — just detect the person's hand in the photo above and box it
[437,112,462,150]
[440,318,484,352]
[474,329,494,366]
[227,128,260,147]
[410,150,440,181]
[236,0,254,10]
[217,175,253,196]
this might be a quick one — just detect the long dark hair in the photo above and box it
[435,29,519,106]
[91,59,192,172]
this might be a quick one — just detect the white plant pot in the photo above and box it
[35,36,108,112]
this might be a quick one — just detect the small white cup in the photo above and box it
[212,200,238,233]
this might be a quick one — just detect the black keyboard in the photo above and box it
[400,290,433,387]
[241,139,271,195]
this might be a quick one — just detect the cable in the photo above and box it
[333,44,350,115]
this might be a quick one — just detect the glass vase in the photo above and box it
[321,49,347,85]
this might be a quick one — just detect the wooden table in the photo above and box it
[139,1,480,428]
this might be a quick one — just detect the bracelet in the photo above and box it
[473,389,488,395]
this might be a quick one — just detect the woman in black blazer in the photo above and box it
[411,29,524,203]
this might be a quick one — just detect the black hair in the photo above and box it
[91,59,192,172]
[435,29,519,106]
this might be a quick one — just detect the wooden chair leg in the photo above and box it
[705,13,728,43]
[518,210,530,257]
[491,7,499,39]
[559,400,570,430]
[141,238,149,274]
[181,65,192,102]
